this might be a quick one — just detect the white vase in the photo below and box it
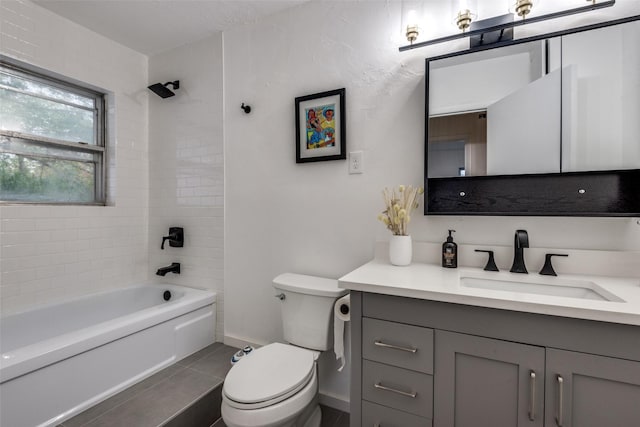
[389,235,412,266]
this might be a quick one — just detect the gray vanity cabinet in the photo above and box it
[349,291,640,427]
[544,349,640,427]
[434,331,545,427]
[360,317,434,426]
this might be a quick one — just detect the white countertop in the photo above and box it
[339,258,640,326]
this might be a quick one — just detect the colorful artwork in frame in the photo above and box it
[295,88,346,163]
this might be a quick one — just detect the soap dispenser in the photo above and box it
[442,229,458,268]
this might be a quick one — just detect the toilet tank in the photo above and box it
[273,273,348,351]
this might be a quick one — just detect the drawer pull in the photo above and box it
[374,340,417,353]
[556,375,564,427]
[529,370,536,421]
[374,382,417,398]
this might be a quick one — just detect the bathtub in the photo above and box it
[0,284,216,427]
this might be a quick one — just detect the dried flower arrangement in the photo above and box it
[377,185,424,236]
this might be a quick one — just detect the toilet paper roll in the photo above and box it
[333,294,350,372]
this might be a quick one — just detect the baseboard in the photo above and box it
[223,334,266,350]
[319,391,350,413]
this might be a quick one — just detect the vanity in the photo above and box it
[339,244,640,427]
[342,13,640,426]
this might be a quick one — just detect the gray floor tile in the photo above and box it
[188,345,238,380]
[211,405,347,427]
[334,412,350,427]
[177,342,226,368]
[163,384,222,427]
[62,363,186,427]
[82,368,220,427]
[320,405,342,427]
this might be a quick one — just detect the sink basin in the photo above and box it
[460,276,623,302]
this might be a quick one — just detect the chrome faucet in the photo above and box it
[510,230,529,274]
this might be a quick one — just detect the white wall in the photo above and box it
[148,35,225,340]
[0,0,149,314]
[224,1,640,406]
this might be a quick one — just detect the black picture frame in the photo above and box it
[295,88,346,163]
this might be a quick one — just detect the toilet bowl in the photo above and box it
[221,273,347,427]
[221,343,321,427]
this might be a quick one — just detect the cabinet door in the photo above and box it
[434,331,545,427]
[545,348,640,427]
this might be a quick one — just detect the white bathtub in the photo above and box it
[0,284,216,427]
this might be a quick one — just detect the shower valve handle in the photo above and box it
[161,227,184,250]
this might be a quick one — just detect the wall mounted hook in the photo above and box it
[241,103,251,114]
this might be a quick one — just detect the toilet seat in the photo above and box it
[223,343,316,410]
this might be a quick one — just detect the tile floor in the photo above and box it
[210,404,350,427]
[318,405,350,427]
[58,342,349,427]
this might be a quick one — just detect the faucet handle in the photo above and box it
[475,249,499,272]
[539,253,568,276]
[161,227,184,250]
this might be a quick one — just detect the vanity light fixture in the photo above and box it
[405,8,420,44]
[456,9,473,31]
[515,0,534,19]
[399,0,615,51]
[406,24,420,43]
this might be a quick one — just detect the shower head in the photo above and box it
[148,80,180,98]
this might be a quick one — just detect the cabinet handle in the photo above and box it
[528,370,536,421]
[374,382,417,398]
[556,375,564,427]
[374,340,417,353]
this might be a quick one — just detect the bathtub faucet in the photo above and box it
[156,262,181,276]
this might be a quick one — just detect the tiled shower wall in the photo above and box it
[0,2,225,337]
[0,0,149,314]
[147,35,225,340]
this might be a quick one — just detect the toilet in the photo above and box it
[221,273,348,427]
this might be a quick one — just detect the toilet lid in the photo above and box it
[223,343,315,407]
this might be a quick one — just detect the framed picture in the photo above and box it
[295,88,346,163]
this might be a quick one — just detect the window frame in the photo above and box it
[0,59,107,205]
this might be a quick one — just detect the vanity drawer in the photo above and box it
[362,360,433,418]
[363,317,433,374]
[362,401,431,427]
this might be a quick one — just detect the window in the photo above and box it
[0,60,106,204]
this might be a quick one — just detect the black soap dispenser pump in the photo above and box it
[442,229,458,268]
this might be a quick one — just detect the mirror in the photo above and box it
[428,39,562,177]
[424,18,640,215]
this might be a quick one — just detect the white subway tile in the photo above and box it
[35,218,64,230]
[36,241,66,255]
[36,264,66,279]
[0,231,49,245]
[1,219,36,232]
[50,229,79,241]
[21,278,52,294]
[0,284,21,298]
[2,268,36,285]
[2,244,37,258]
